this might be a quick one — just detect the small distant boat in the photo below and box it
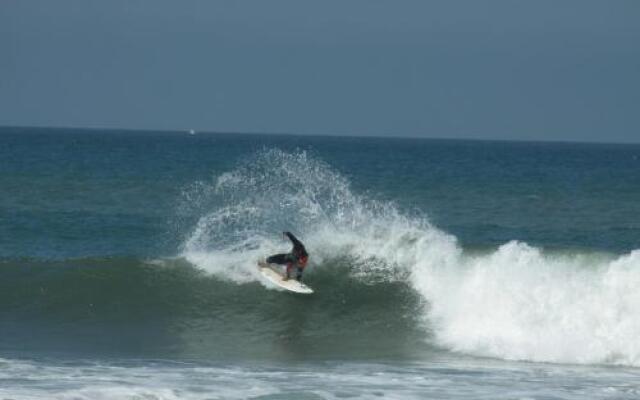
[188,129,196,135]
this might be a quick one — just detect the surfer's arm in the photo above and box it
[284,231,303,248]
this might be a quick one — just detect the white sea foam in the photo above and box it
[412,242,640,366]
[181,149,640,366]
[1,357,637,400]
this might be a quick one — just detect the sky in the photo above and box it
[1,0,639,142]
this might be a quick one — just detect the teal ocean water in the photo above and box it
[1,127,639,399]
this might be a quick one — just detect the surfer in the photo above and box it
[266,232,309,281]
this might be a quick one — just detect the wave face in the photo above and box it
[0,256,426,361]
[180,149,640,366]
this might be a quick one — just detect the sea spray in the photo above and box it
[180,148,446,283]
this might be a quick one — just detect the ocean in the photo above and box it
[1,126,639,399]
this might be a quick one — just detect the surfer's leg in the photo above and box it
[284,263,294,281]
[266,254,288,264]
[295,267,303,281]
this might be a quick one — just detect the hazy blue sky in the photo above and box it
[1,1,639,142]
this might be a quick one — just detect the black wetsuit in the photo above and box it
[267,232,308,281]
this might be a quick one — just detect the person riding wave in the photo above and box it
[266,231,309,281]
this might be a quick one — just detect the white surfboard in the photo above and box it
[257,261,314,294]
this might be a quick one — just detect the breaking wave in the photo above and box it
[180,149,640,367]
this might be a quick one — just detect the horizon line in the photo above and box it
[1,124,638,147]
